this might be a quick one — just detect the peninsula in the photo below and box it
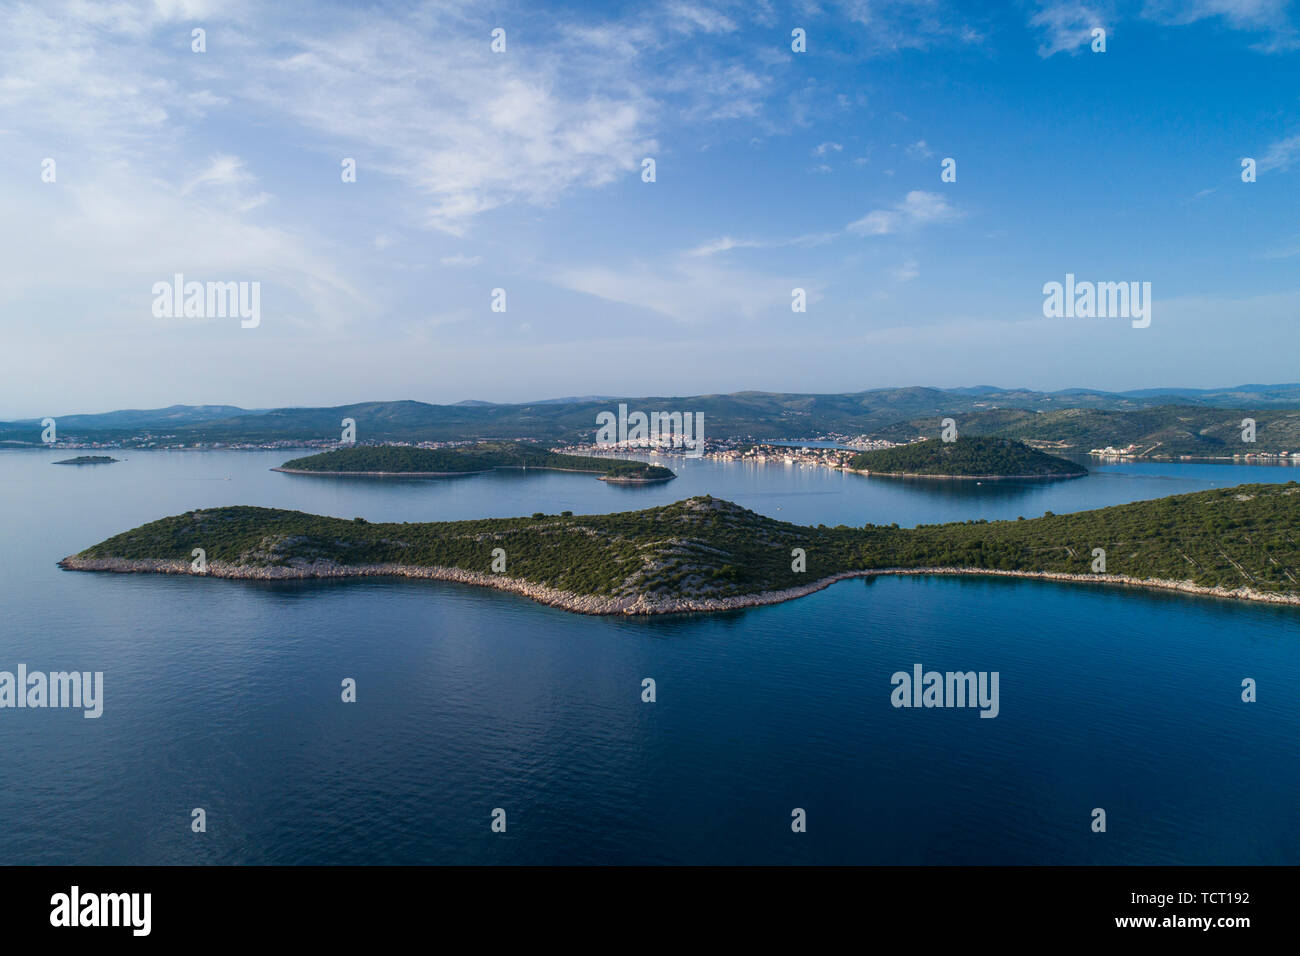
[60,481,1300,614]
[850,437,1086,480]
[274,442,675,482]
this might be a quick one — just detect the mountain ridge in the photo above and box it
[8,385,1300,454]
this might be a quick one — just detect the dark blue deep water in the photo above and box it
[1,449,1297,863]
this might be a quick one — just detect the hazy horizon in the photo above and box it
[10,379,1300,421]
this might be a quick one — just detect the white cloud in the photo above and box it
[0,2,671,237]
[663,62,769,122]
[1029,2,1110,57]
[847,210,895,236]
[553,259,809,324]
[1141,0,1298,47]
[1259,134,1300,172]
[687,229,838,256]
[440,254,483,268]
[688,236,764,256]
[0,166,369,334]
[836,0,987,53]
[666,2,738,34]
[1032,0,1299,56]
[182,155,256,194]
[254,29,658,235]
[847,190,961,235]
[892,259,920,281]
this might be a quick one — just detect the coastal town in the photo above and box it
[559,435,906,471]
[1090,443,1300,462]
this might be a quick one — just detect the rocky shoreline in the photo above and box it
[56,555,1300,614]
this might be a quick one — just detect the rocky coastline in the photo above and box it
[56,555,1300,614]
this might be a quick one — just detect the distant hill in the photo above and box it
[881,406,1300,458]
[850,437,1087,479]
[27,405,258,430]
[6,385,1300,449]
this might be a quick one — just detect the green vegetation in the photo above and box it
[53,455,119,465]
[67,482,1300,606]
[277,442,675,481]
[850,437,1086,478]
[879,406,1300,458]
[9,388,1300,453]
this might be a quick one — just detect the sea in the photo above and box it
[1,448,1297,864]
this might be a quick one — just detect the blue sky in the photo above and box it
[2,0,1300,415]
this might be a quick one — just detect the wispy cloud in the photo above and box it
[1029,1,1110,57]
[1260,235,1300,259]
[553,259,809,324]
[1031,0,1300,56]
[689,190,961,258]
[1259,134,1300,172]
[665,2,738,35]
[688,236,766,256]
[892,259,921,282]
[846,191,962,236]
[1141,0,1300,51]
[905,139,934,159]
[836,0,988,53]
[250,21,658,235]
[182,155,256,195]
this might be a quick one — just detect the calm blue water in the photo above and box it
[1,448,1297,864]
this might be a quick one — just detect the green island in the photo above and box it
[274,442,675,483]
[59,481,1300,614]
[53,455,119,465]
[850,436,1087,479]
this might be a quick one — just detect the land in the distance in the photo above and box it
[274,442,675,482]
[8,384,1300,459]
[61,481,1300,614]
[53,455,119,465]
[849,437,1087,480]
